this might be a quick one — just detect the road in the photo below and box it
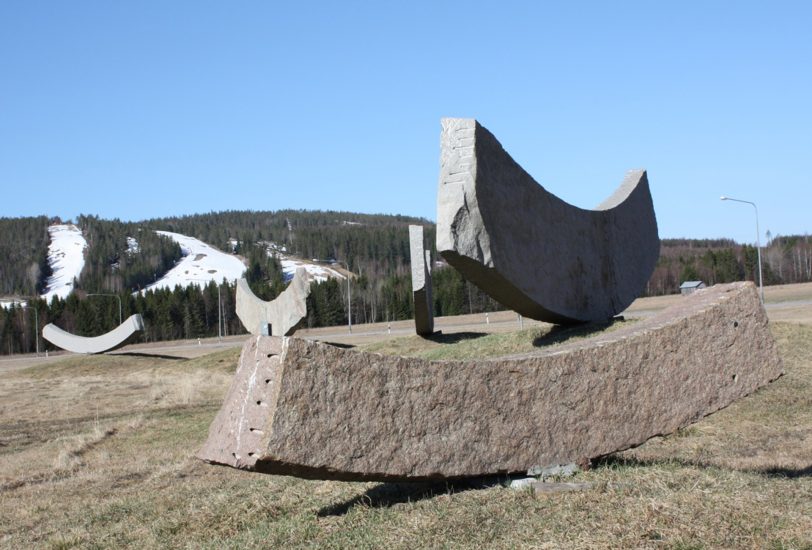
[2,282,811,373]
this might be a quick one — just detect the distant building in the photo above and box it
[680,280,706,295]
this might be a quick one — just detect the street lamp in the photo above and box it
[333,261,353,334]
[21,299,40,356]
[720,195,764,303]
[87,293,123,325]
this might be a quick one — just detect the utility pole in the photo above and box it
[34,305,39,356]
[335,260,353,334]
[721,196,765,303]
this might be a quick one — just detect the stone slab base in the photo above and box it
[199,282,782,481]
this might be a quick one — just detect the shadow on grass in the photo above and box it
[532,318,623,348]
[595,454,812,479]
[423,331,488,345]
[321,342,356,349]
[114,352,187,361]
[317,476,505,517]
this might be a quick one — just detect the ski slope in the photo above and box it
[142,231,246,292]
[41,224,88,302]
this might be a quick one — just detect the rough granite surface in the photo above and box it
[42,314,145,354]
[409,224,434,336]
[236,268,310,336]
[436,118,659,323]
[199,282,783,481]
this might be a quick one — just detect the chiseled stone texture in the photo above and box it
[42,314,144,354]
[436,118,659,324]
[409,224,434,336]
[199,282,782,481]
[236,268,310,337]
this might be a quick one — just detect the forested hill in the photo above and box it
[0,210,432,297]
[0,210,810,356]
[148,209,433,274]
[0,216,52,296]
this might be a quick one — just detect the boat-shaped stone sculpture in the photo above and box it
[437,118,659,324]
[198,282,782,481]
[42,314,145,354]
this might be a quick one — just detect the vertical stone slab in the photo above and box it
[409,225,434,336]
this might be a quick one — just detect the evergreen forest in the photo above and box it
[1,211,811,355]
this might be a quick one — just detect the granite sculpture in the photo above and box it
[199,282,782,481]
[42,314,145,354]
[436,118,659,324]
[409,225,434,336]
[236,268,310,336]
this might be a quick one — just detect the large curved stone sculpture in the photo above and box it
[409,225,434,336]
[437,118,659,324]
[42,314,145,354]
[199,282,782,481]
[236,268,310,336]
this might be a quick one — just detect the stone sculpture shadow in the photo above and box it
[317,477,505,517]
[531,319,626,348]
[112,351,187,361]
[312,341,356,350]
[424,331,487,345]
[595,455,812,479]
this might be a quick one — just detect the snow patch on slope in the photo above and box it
[126,236,140,255]
[142,231,246,292]
[279,259,345,283]
[259,241,344,283]
[41,224,87,302]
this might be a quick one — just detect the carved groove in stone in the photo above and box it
[199,282,782,481]
[436,118,660,324]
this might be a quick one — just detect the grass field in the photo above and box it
[1,320,810,549]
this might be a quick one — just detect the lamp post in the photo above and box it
[32,303,38,356]
[87,293,123,325]
[16,298,41,356]
[334,261,353,334]
[24,300,40,356]
[720,195,764,303]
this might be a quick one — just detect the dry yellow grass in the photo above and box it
[0,323,810,549]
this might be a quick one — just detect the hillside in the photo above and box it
[0,210,810,355]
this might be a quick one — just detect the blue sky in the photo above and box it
[1,1,809,244]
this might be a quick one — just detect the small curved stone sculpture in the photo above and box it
[437,118,659,324]
[235,268,310,336]
[199,282,782,481]
[42,314,145,354]
[409,225,434,336]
